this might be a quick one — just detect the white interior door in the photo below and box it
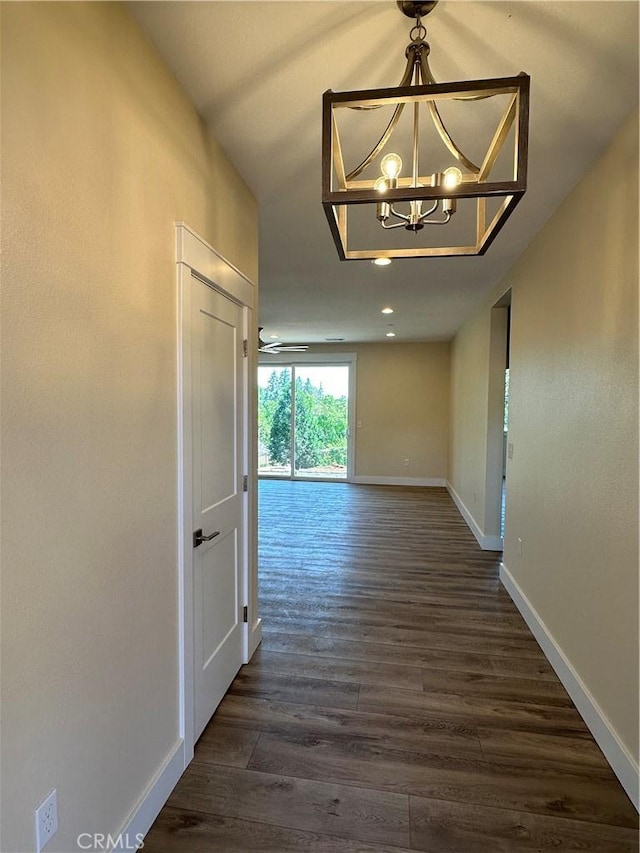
[191,275,244,741]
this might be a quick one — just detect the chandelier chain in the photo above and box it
[410,17,427,43]
[409,18,427,41]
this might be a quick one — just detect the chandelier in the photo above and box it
[322,0,530,260]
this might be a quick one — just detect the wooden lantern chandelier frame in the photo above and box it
[322,1,530,261]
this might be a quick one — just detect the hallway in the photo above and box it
[144,481,637,851]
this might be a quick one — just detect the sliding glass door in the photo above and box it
[258,361,352,480]
[258,365,292,477]
[293,365,349,478]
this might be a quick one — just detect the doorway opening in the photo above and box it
[502,316,510,538]
[258,358,354,481]
[485,290,511,549]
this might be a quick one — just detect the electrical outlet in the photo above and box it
[403,458,410,467]
[35,789,58,852]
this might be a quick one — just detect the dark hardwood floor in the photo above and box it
[144,480,638,852]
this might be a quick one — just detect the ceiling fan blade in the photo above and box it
[259,342,310,353]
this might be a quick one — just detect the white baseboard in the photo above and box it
[114,617,262,853]
[112,739,186,851]
[353,476,446,487]
[446,481,503,551]
[247,616,262,661]
[500,562,639,810]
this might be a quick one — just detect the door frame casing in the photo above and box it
[176,223,260,763]
[258,352,357,482]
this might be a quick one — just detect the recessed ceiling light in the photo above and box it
[381,307,394,314]
[386,332,396,338]
[372,258,392,266]
[269,334,279,339]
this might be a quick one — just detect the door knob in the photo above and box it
[193,528,221,548]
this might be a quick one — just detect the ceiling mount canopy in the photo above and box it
[322,0,530,260]
[396,1,439,19]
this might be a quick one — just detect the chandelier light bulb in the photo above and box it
[442,166,463,190]
[381,153,403,181]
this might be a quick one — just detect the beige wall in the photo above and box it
[449,309,493,520]
[303,343,450,481]
[448,303,508,542]
[449,112,639,766]
[0,4,258,852]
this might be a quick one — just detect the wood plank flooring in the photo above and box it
[144,481,638,852]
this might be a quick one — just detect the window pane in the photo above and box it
[294,366,349,480]
[258,366,292,477]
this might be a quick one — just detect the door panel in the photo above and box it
[199,310,237,508]
[200,531,238,665]
[192,275,244,741]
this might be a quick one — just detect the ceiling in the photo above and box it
[129,1,639,344]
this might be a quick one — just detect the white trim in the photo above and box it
[260,475,350,485]
[500,562,639,810]
[241,305,253,664]
[111,740,185,851]
[176,222,254,309]
[248,617,263,660]
[446,481,503,551]
[480,533,503,551]
[176,262,195,763]
[353,476,446,487]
